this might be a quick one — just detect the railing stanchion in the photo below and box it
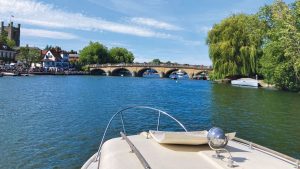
[120,112,126,135]
[94,106,188,169]
[157,111,161,131]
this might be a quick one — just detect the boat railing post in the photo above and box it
[157,110,161,131]
[120,112,126,135]
[95,106,188,168]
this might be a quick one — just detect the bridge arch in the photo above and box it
[90,68,107,75]
[136,67,160,77]
[111,68,132,77]
[165,68,189,78]
[193,71,209,80]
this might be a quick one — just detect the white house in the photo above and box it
[42,50,69,71]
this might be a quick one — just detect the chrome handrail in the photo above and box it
[95,106,188,167]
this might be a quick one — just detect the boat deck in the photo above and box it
[82,133,297,169]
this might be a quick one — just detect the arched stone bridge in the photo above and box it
[88,64,212,78]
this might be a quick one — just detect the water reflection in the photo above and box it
[210,84,300,158]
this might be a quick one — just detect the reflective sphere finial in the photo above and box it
[207,127,228,149]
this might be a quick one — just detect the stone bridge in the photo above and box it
[88,64,212,78]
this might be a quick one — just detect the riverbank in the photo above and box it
[0,71,90,76]
[213,78,277,90]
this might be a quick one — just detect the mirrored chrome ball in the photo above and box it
[207,127,228,149]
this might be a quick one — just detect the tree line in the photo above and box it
[207,0,300,92]
[79,41,134,65]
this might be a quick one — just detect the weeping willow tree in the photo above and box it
[207,14,265,79]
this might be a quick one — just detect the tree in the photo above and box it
[6,39,16,48]
[151,59,161,64]
[207,14,265,79]
[0,29,8,44]
[44,45,62,52]
[0,29,16,48]
[44,45,52,50]
[109,47,134,63]
[79,42,109,64]
[259,0,300,91]
[16,46,41,67]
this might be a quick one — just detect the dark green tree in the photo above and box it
[0,29,8,44]
[16,46,41,67]
[0,29,16,48]
[150,59,161,64]
[259,0,300,91]
[109,47,134,63]
[79,42,109,64]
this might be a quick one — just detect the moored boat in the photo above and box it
[1,72,20,76]
[82,106,299,169]
[231,78,259,87]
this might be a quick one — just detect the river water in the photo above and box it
[0,76,299,168]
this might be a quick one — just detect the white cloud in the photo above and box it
[198,26,212,34]
[0,0,173,38]
[22,28,79,40]
[130,17,182,31]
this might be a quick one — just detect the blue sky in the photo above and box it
[0,0,295,65]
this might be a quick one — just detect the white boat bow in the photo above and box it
[82,106,299,169]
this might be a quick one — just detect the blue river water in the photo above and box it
[0,76,299,168]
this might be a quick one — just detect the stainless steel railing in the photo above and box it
[94,106,188,167]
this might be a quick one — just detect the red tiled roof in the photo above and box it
[41,50,48,56]
[41,50,62,61]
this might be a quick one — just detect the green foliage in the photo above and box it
[273,62,299,91]
[151,59,161,64]
[207,14,265,79]
[109,47,134,63]
[0,29,8,44]
[79,42,135,64]
[81,65,89,71]
[6,39,16,48]
[16,46,41,67]
[259,0,300,91]
[79,42,109,64]
[0,29,16,48]
[44,45,62,52]
[207,0,300,91]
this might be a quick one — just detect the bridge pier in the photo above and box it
[132,71,137,77]
[106,71,111,76]
[189,73,194,79]
[159,72,166,78]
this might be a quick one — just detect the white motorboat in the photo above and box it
[231,78,259,87]
[82,106,299,169]
[2,72,19,76]
[176,70,185,78]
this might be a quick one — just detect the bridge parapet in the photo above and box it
[88,63,212,78]
[89,63,212,70]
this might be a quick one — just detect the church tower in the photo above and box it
[0,21,21,47]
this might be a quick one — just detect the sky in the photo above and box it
[0,0,295,65]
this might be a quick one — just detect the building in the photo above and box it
[1,22,21,47]
[42,50,69,71]
[69,53,80,62]
[0,43,17,63]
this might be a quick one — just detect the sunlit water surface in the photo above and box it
[0,76,299,168]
